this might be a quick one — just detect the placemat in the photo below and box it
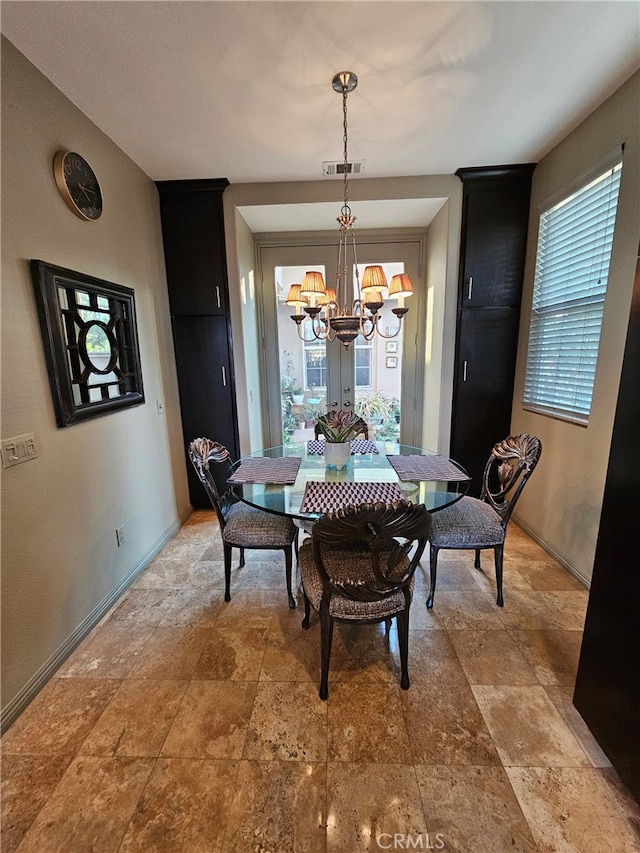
[228,456,302,484]
[307,439,379,455]
[386,454,470,482]
[299,480,408,513]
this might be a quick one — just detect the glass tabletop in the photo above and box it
[227,442,470,521]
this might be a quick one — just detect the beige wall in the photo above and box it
[512,71,640,584]
[1,39,190,724]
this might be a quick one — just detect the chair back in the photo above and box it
[311,501,431,603]
[314,409,369,441]
[480,434,542,528]
[188,437,232,529]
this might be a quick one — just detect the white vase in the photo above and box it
[325,441,351,470]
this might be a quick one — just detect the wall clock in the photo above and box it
[53,150,103,221]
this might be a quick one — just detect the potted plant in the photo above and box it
[315,410,364,469]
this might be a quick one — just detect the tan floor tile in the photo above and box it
[448,628,539,685]
[161,680,256,759]
[544,685,612,768]
[327,681,412,763]
[223,760,326,853]
[259,614,320,683]
[415,765,538,852]
[127,626,210,679]
[406,629,470,685]
[1,679,120,755]
[326,762,427,852]
[598,767,640,829]
[243,681,327,761]
[57,621,155,678]
[132,558,204,589]
[506,766,640,852]
[215,589,284,623]
[509,629,583,685]
[401,682,500,765]
[0,754,73,853]
[472,685,590,767]
[323,621,403,685]
[79,679,188,757]
[428,591,505,630]
[106,588,175,625]
[157,587,224,627]
[511,558,587,591]
[119,758,238,852]
[495,588,565,631]
[15,755,154,852]
[194,621,270,680]
[407,598,447,630]
[536,590,589,631]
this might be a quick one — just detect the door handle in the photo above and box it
[463,360,468,382]
[467,277,473,300]
[216,286,221,309]
[221,365,227,387]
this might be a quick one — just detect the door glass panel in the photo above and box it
[353,260,405,443]
[275,265,327,444]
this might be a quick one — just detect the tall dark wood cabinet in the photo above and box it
[573,252,640,804]
[451,165,535,494]
[156,178,240,506]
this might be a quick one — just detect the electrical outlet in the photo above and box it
[156,399,165,414]
[1,432,38,468]
[115,526,125,547]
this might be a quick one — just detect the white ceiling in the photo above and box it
[2,1,638,230]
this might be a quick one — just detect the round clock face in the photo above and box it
[53,150,103,221]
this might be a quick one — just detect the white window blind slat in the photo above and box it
[523,161,621,422]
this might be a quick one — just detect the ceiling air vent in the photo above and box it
[322,160,366,177]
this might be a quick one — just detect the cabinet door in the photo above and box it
[172,316,239,506]
[158,189,228,316]
[460,183,531,307]
[450,307,520,494]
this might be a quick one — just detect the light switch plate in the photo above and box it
[1,432,38,468]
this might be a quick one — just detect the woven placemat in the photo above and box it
[228,456,302,484]
[386,454,470,482]
[299,480,408,514]
[307,439,379,455]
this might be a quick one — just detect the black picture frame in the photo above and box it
[30,260,145,427]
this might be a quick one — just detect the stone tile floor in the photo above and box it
[2,510,640,852]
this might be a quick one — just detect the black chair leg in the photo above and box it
[222,542,232,602]
[494,545,504,607]
[284,547,296,609]
[301,592,311,629]
[293,530,299,565]
[426,544,439,608]
[397,608,410,689]
[319,604,334,700]
[474,548,482,569]
[239,547,245,568]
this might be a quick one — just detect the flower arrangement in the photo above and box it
[315,409,366,443]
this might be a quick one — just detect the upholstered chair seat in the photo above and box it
[223,502,296,549]
[429,499,504,548]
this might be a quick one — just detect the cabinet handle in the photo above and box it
[463,360,468,382]
[216,286,221,309]
[331,400,338,407]
[221,365,227,387]
[343,400,351,407]
[467,277,473,300]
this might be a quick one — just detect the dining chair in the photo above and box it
[426,433,542,608]
[314,409,369,441]
[188,437,299,608]
[300,501,431,700]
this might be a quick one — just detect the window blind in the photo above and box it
[523,161,622,423]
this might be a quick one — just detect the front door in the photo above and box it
[260,241,423,447]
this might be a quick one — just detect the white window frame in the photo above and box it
[522,156,622,424]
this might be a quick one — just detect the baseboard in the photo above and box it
[512,513,592,590]
[1,509,192,735]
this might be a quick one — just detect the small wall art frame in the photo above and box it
[385,356,398,369]
[30,260,145,427]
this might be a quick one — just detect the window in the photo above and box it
[355,338,373,388]
[523,159,622,423]
[304,343,326,390]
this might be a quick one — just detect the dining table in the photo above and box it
[227,439,470,522]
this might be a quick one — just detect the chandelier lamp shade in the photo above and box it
[286,71,413,348]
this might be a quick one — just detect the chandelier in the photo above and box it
[286,71,413,349]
